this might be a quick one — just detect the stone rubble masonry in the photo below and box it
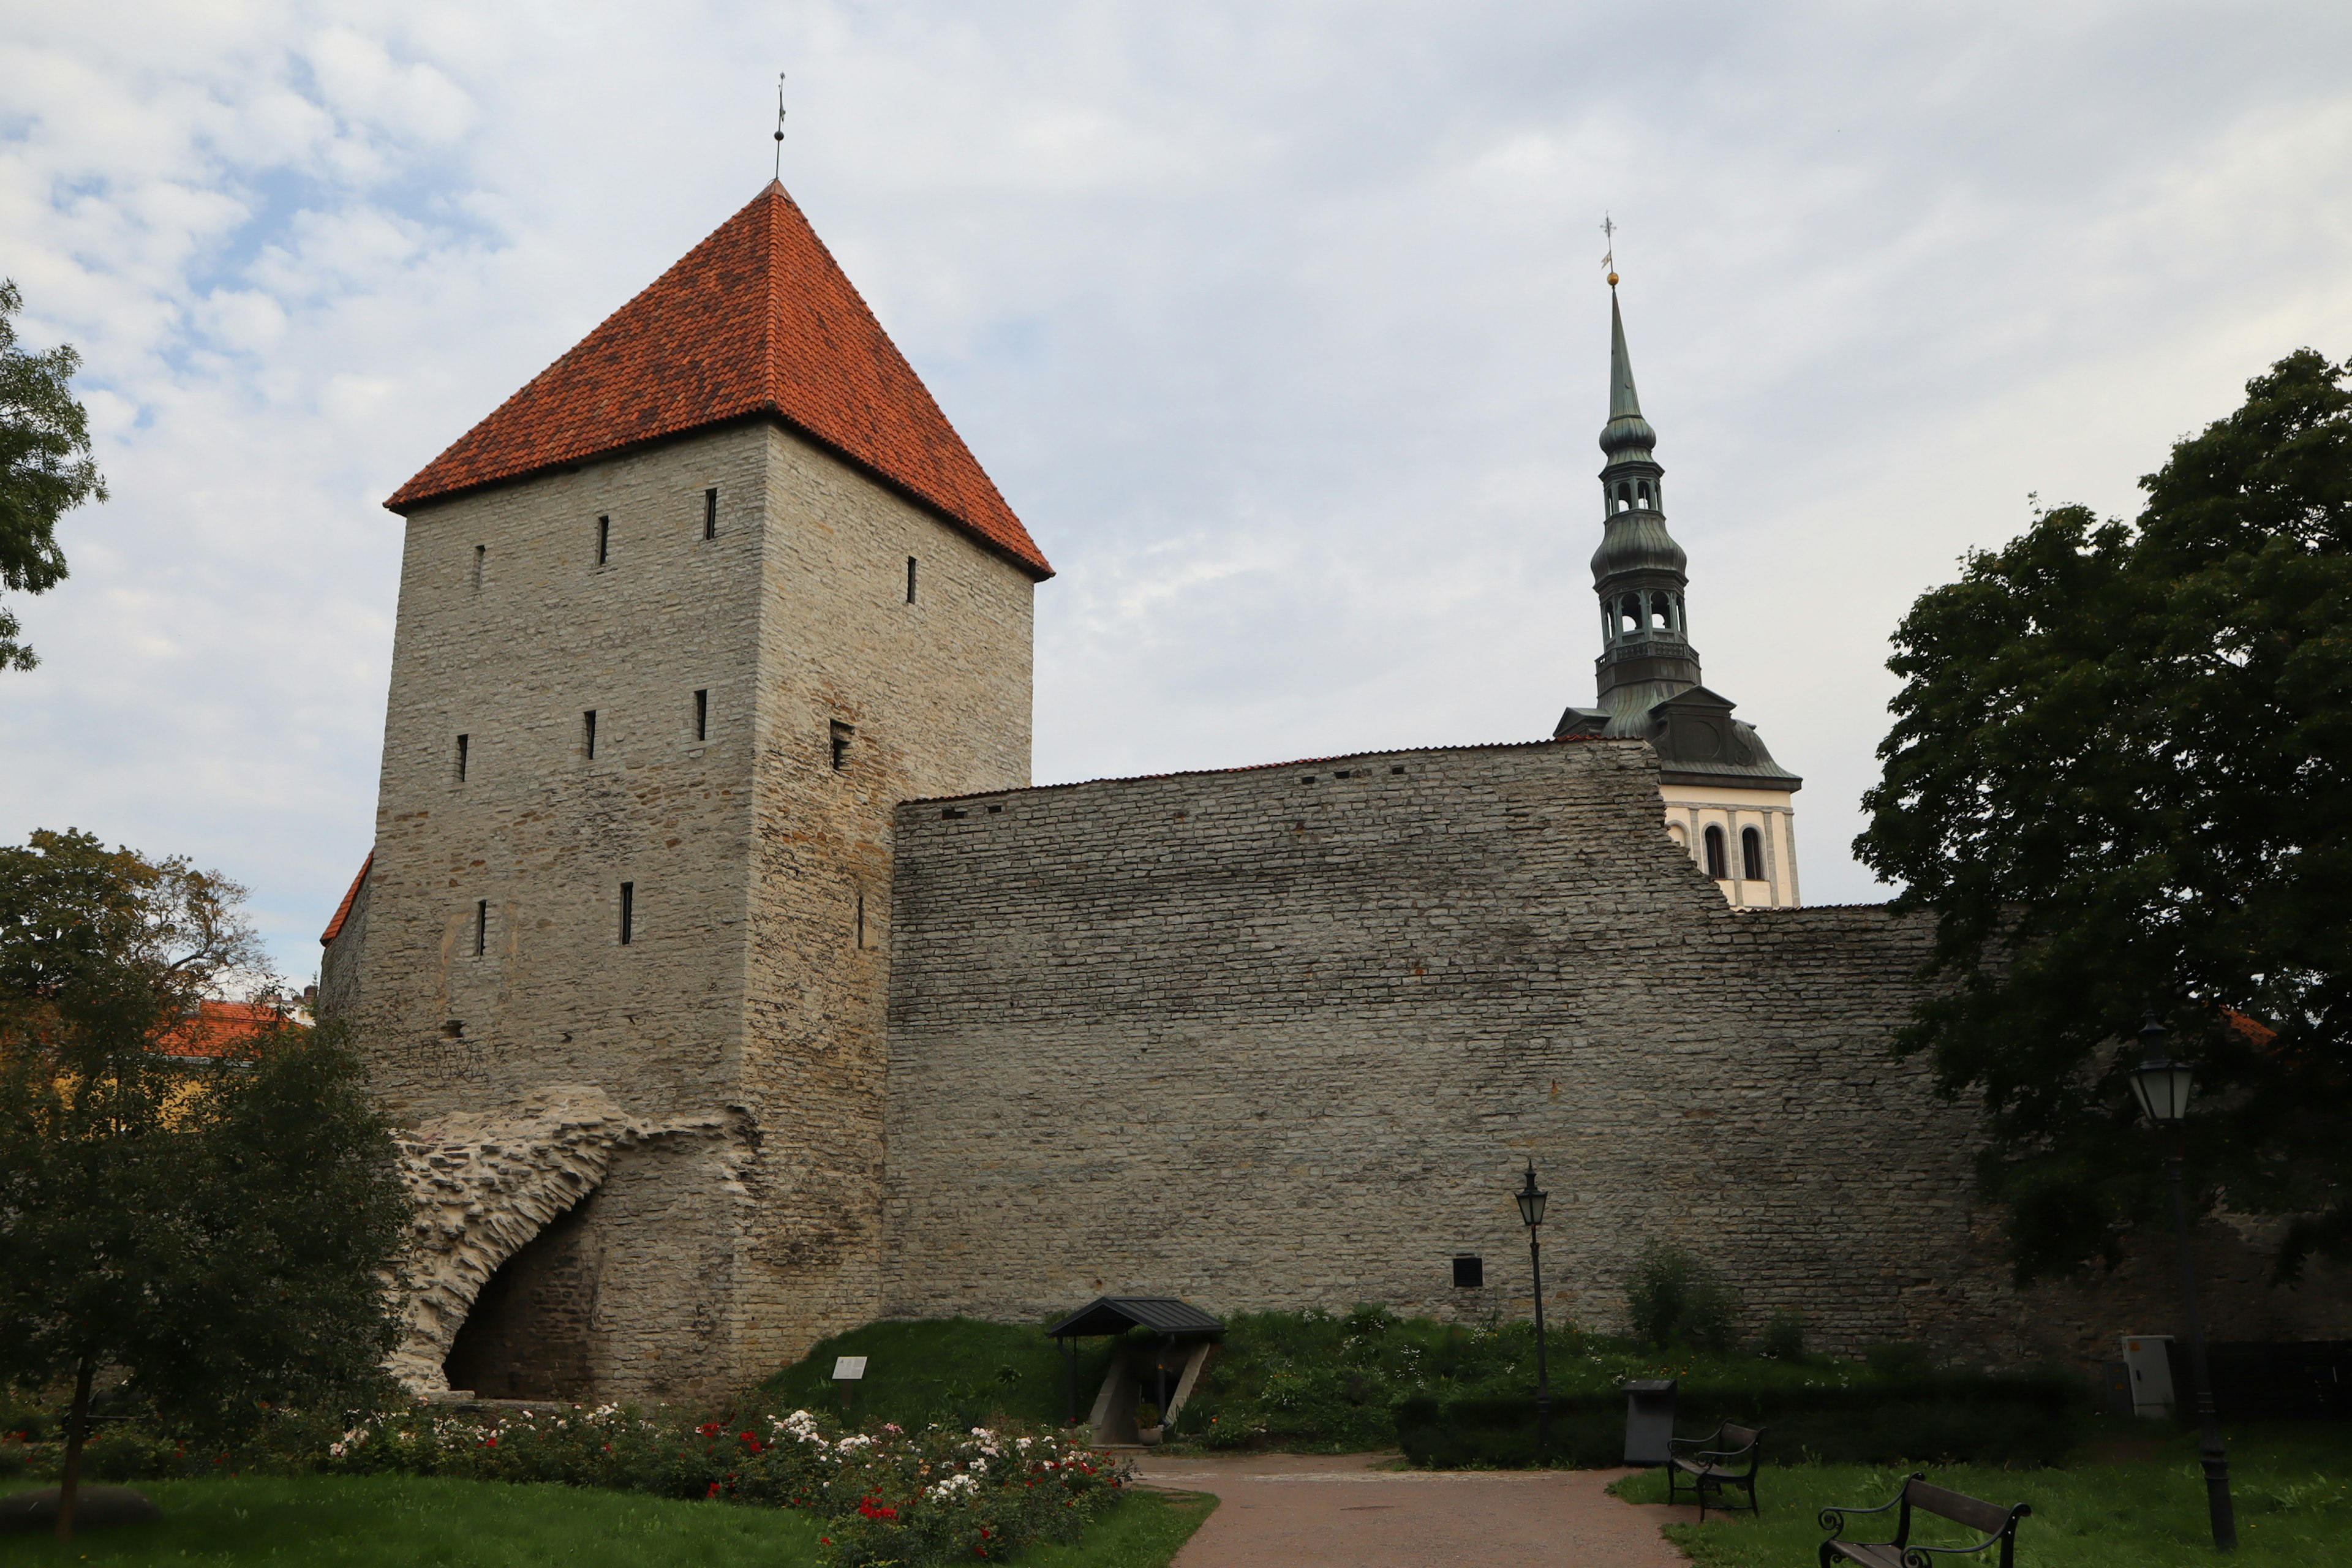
[390,1085,734,1393]
[351,417,1034,1402]
[880,736,2352,1365]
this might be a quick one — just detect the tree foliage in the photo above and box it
[1855,349,2352,1283]
[0,279,108,672]
[0,830,408,1538]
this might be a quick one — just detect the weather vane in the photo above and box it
[1600,213,1619,288]
[773,73,788,180]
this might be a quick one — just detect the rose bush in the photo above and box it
[323,1404,1129,1566]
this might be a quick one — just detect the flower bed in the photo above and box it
[319,1406,1128,1567]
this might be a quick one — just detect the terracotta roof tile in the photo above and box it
[320,851,372,946]
[156,1000,301,1059]
[384,183,1051,579]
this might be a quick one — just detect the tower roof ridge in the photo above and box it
[383,184,1052,580]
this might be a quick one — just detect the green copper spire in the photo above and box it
[1599,288,1657,464]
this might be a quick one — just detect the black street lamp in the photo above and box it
[2130,1014,2237,1553]
[1516,1161,1552,1463]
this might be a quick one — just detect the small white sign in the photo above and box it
[832,1355,869,1381]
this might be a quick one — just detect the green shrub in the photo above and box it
[1760,1310,1807,1361]
[1396,1367,2086,1469]
[1624,1243,1738,1352]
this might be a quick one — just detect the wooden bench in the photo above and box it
[1817,1473,2030,1568]
[1663,1421,1763,1520]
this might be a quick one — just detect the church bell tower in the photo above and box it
[1555,275,1804,907]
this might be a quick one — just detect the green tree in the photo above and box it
[1,279,108,672]
[0,830,409,1541]
[1855,349,2352,1284]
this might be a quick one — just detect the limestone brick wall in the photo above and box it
[318,867,371,1016]
[734,423,1036,1376]
[880,737,2352,1365]
[353,418,1036,1399]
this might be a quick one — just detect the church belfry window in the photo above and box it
[1704,825,1728,880]
[1742,826,1765,882]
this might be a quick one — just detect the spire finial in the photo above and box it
[1600,213,1619,288]
[772,73,788,181]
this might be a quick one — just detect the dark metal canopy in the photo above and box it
[1046,1295,1224,1340]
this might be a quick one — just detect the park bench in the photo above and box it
[1817,1472,2030,1568]
[1663,1420,1764,1520]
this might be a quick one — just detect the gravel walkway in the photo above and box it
[1135,1452,1697,1567]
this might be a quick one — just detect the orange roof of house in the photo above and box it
[157,1000,301,1059]
[383,183,1052,579]
[321,851,372,946]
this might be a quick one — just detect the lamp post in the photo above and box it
[2130,1014,2237,1552]
[1516,1161,1552,1463]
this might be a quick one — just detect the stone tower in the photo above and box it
[1555,284,1803,906]
[324,183,1051,1401]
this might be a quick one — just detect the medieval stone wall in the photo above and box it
[352,419,1036,1399]
[879,737,2352,1365]
[733,421,1036,1374]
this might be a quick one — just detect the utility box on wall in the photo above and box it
[2123,1335,2177,1419]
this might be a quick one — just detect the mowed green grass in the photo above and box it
[0,1476,1213,1568]
[1610,1424,2352,1567]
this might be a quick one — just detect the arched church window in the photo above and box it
[1619,595,1642,636]
[1704,825,1728,880]
[1637,481,1652,508]
[1650,592,1672,631]
[1742,826,1765,882]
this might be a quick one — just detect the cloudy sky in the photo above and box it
[4,1,2349,981]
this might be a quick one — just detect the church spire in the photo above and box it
[1602,290,1655,458]
[1585,284,1697,733]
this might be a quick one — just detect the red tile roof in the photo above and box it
[383,183,1052,579]
[320,851,372,946]
[157,1000,302,1059]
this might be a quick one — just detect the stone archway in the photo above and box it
[388,1085,732,1395]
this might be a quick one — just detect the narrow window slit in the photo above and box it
[906,556,918,604]
[618,882,634,946]
[583,710,598,760]
[693,690,708,742]
[472,545,485,589]
[456,734,469,782]
[703,488,717,540]
[596,515,611,566]
[829,721,853,771]
[473,900,488,957]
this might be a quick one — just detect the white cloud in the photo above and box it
[2,0,2349,975]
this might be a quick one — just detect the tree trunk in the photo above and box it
[55,1352,94,1544]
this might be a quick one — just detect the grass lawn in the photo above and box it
[753,1317,1124,1431]
[1609,1423,2352,1566]
[0,1475,1214,1568]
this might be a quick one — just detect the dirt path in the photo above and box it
[1135,1451,1697,1567]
